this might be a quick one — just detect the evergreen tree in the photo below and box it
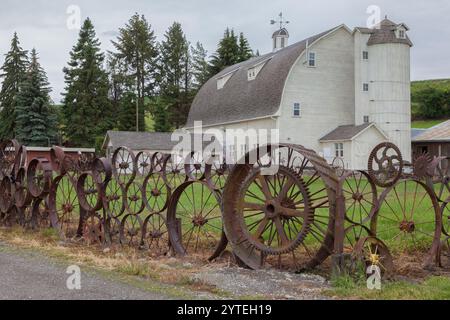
[209,28,240,76]
[111,13,158,131]
[191,42,210,89]
[15,49,57,146]
[117,91,139,131]
[159,22,192,129]
[152,98,171,132]
[62,18,113,148]
[0,33,28,139]
[238,32,253,61]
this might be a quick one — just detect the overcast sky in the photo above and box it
[1,0,449,103]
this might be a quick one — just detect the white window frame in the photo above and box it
[308,52,316,67]
[335,143,344,158]
[398,29,406,39]
[363,83,369,92]
[293,103,301,117]
[364,115,370,123]
[363,51,369,60]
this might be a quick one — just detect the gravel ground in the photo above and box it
[0,245,173,300]
[192,266,331,300]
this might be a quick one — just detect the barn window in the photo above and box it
[398,30,406,39]
[363,51,369,60]
[293,103,301,117]
[335,143,344,158]
[308,52,316,67]
[363,83,369,92]
[364,116,370,123]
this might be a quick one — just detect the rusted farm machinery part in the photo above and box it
[77,172,103,212]
[204,156,228,191]
[0,176,15,214]
[82,213,105,245]
[167,180,227,261]
[14,167,33,209]
[112,146,136,187]
[120,214,144,247]
[33,197,51,229]
[368,142,403,188]
[50,146,67,175]
[124,182,145,215]
[352,236,394,277]
[222,144,339,271]
[27,158,53,199]
[370,179,442,269]
[143,171,170,213]
[332,157,346,178]
[162,154,187,190]
[152,152,165,173]
[141,212,171,257]
[413,153,433,180]
[426,156,450,203]
[48,174,83,239]
[185,151,207,181]
[0,139,20,179]
[14,145,27,177]
[135,151,153,178]
[439,202,450,267]
[91,157,112,186]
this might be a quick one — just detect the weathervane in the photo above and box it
[270,12,290,30]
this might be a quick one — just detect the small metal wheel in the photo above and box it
[352,236,394,278]
[185,152,206,181]
[162,154,186,190]
[105,216,121,244]
[152,152,165,173]
[91,157,112,187]
[143,173,170,213]
[371,179,442,267]
[50,146,66,175]
[341,171,378,226]
[103,179,126,219]
[0,176,15,214]
[141,213,170,257]
[27,158,53,198]
[125,182,145,215]
[135,151,153,178]
[0,139,20,178]
[112,147,136,186]
[77,172,103,212]
[205,157,227,191]
[167,181,226,260]
[120,214,144,248]
[427,157,450,203]
[48,175,82,239]
[83,214,105,245]
[14,167,32,209]
[332,157,346,178]
[368,142,403,188]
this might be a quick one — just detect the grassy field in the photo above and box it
[412,119,446,129]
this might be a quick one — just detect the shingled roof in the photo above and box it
[365,19,413,46]
[319,123,385,142]
[103,131,177,151]
[185,25,343,128]
[413,120,450,142]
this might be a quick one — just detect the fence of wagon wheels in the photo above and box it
[0,138,448,279]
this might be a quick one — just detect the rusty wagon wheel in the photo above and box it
[352,236,394,277]
[167,181,227,261]
[185,152,206,181]
[50,146,66,175]
[77,172,103,212]
[48,174,83,239]
[120,214,144,248]
[32,197,51,229]
[368,142,403,188]
[0,139,20,178]
[105,216,121,244]
[162,154,187,190]
[427,157,450,203]
[442,202,450,238]
[112,147,136,186]
[341,170,378,227]
[14,145,27,177]
[27,158,53,198]
[143,172,170,213]
[152,152,165,173]
[0,176,15,214]
[223,144,338,271]
[205,157,228,191]
[141,213,171,257]
[124,182,145,215]
[14,167,32,209]
[82,213,105,245]
[371,179,442,268]
[2,206,20,227]
[91,157,112,187]
[103,179,126,219]
[135,151,153,178]
[332,157,346,178]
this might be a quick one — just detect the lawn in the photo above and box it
[412,119,446,129]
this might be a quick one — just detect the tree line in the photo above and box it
[0,13,255,149]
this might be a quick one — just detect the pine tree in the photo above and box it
[0,33,28,139]
[152,98,171,132]
[159,22,192,129]
[15,49,57,146]
[62,18,113,148]
[238,32,253,62]
[209,28,240,76]
[111,13,158,132]
[191,42,210,89]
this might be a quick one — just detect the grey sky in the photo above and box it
[1,0,449,103]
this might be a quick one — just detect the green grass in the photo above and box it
[412,119,446,129]
[328,275,450,300]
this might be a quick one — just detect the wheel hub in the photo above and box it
[192,215,208,227]
[151,188,161,197]
[150,230,163,239]
[62,203,74,213]
[119,162,129,170]
[399,220,415,233]
[352,192,363,201]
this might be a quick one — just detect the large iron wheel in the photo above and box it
[112,147,136,186]
[143,173,170,213]
[77,172,103,212]
[125,182,145,215]
[27,158,52,198]
[102,179,126,219]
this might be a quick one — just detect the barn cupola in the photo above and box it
[271,12,290,52]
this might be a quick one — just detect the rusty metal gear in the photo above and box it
[413,153,433,180]
[368,142,403,188]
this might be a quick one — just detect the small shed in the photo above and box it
[412,120,450,158]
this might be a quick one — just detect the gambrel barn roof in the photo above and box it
[185,25,346,128]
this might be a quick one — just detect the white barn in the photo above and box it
[185,18,413,170]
